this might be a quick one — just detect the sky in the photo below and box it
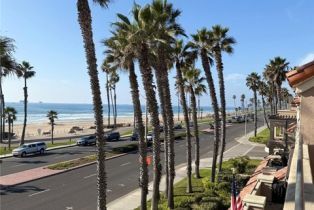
[1,0,314,107]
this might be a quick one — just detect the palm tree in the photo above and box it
[183,66,206,178]
[174,40,194,192]
[4,106,17,149]
[240,94,245,112]
[101,61,111,128]
[233,95,236,115]
[246,72,261,137]
[0,36,16,143]
[258,80,270,129]
[113,5,162,208]
[103,29,148,209]
[189,28,220,182]
[264,57,289,112]
[76,0,109,209]
[47,110,58,144]
[280,87,290,109]
[149,1,185,205]
[109,70,119,128]
[17,61,35,146]
[210,25,236,173]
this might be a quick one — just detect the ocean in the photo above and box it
[5,102,234,124]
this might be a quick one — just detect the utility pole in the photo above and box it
[244,100,247,136]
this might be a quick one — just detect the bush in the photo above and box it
[174,196,194,208]
[112,143,138,153]
[217,181,230,192]
[199,202,219,210]
[230,156,250,173]
[202,178,216,192]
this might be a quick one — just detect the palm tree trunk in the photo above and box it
[154,67,169,199]
[159,64,176,207]
[138,43,161,210]
[214,49,227,174]
[128,61,148,210]
[254,90,257,137]
[0,73,3,143]
[177,92,180,122]
[51,123,54,144]
[110,87,115,128]
[190,86,200,178]
[8,116,11,149]
[200,49,220,182]
[176,63,192,193]
[21,78,27,146]
[114,85,117,128]
[106,73,110,127]
[277,84,282,110]
[77,1,106,209]
[262,95,270,129]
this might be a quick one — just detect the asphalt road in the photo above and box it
[0,120,266,210]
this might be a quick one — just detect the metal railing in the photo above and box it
[295,136,304,210]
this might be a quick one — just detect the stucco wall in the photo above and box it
[301,86,314,145]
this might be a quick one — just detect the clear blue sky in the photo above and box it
[1,0,314,106]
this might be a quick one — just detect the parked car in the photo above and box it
[130,132,139,141]
[106,132,120,141]
[174,124,183,130]
[77,135,96,146]
[146,133,153,142]
[12,142,47,157]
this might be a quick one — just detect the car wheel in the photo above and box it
[21,152,26,157]
[39,148,45,155]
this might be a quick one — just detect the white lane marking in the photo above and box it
[243,146,255,156]
[120,162,130,167]
[29,189,50,197]
[107,189,112,192]
[118,184,125,187]
[10,164,26,168]
[179,145,184,147]
[84,173,97,179]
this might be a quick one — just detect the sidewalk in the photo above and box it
[107,126,268,210]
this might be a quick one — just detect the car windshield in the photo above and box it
[19,145,28,148]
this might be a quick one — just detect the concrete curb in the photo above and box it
[0,143,78,159]
[1,152,128,189]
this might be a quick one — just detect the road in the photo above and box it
[0,120,266,210]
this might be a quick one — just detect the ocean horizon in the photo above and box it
[6,102,235,124]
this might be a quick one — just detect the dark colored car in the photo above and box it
[130,132,138,141]
[174,124,183,130]
[106,132,120,141]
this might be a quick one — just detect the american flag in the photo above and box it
[230,174,243,210]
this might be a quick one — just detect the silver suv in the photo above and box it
[12,142,47,157]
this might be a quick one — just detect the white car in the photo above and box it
[12,142,47,157]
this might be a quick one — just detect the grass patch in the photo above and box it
[249,128,270,144]
[120,129,134,137]
[47,152,116,170]
[136,157,261,210]
[0,147,15,155]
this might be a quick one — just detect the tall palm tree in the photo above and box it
[17,61,35,146]
[233,95,236,115]
[0,36,16,143]
[210,25,236,173]
[103,29,148,209]
[189,28,220,182]
[113,5,162,209]
[174,40,194,192]
[258,80,270,129]
[280,87,290,109]
[109,70,119,128]
[149,1,185,206]
[76,0,109,209]
[101,61,111,127]
[47,110,58,144]
[240,94,245,112]
[4,106,17,149]
[183,66,206,178]
[246,72,261,137]
[264,57,289,112]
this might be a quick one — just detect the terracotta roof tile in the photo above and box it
[286,60,314,87]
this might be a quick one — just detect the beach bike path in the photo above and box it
[0,121,266,210]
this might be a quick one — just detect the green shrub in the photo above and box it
[202,178,216,192]
[199,202,219,210]
[174,196,193,208]
[230,156,250,173]
[217,181,230,192]
[112,143,138,153]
